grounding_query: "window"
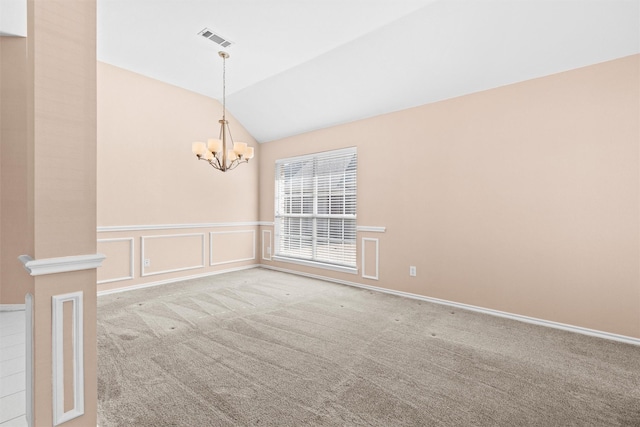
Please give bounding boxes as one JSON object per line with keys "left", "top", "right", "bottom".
{"left": 274, "top": 147, "right": 357, "bottom": 272}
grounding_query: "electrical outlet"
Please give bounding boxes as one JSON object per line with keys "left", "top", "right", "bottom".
{"left": 409, "top": 266, "right": 417, "bottom": 277}
{"left": 144, "top": 259, "right": 151, "bottom": 267}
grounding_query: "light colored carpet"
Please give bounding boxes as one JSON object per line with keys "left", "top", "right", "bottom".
{"left": 97, "top": 268, "right": 640, "bottom": 426}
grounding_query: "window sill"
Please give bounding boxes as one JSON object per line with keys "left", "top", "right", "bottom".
{"left": 272, "top": 256, "right": 358, "bottom": 275}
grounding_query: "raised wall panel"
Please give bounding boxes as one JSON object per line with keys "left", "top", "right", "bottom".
{"left": 262, "top": 230, "right": 272, "bottom": 261}
{"left": 97, "top": 238, "right": 134, "bottom": 284}
{"left": 361, "top": 238, "right": 379, "bottom": 280}
{"left": 51, "top": 291, "right": 84, "bottom": 426}
{"left": 210, "top": 230, "right": 256, "bottom": 266}
{"left": 141, "top": 233, "right": 205, "bottom": 277}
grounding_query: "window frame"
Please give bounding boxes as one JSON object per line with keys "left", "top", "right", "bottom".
{"left": 273, "top": 147, "right": 357, "bottom": 274}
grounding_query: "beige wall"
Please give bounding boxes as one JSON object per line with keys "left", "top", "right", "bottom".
{"left": 97, "top": 62, "right": 260, "bottom": 292}
{"left": 1, "top": 38, "right": 3, "bottom": 301}
{"left": 26, "top": 0, "right": 98, "bottom": 424}
{"left": 259, "top": 55, "right": 640, "bottom": 339}
{"left": 0, "top": 0, "right": 100, "bottom": 421}
{"left": 0, "top": 36, "right": 30, "bottom": 305}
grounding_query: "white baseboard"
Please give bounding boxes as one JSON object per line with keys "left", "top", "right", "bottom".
{"left": 97, "top": 264, "right": 260, "bottom": 296}
{"left": 0, "top": 304, "right": 26, "bottom": 312}
{"left": 259, "top": 264, "right": 640, "bottom": 347}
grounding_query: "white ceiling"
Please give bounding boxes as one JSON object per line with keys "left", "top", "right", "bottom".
{"left": 98, "top": 0, "right": 640, "bottom": 143}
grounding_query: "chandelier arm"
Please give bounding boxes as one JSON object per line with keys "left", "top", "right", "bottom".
{"left": 226, "top": 157, "right": 249, "bottom": 171}
{"left": 214, "top": 154, "right": 223, "bottom": 170}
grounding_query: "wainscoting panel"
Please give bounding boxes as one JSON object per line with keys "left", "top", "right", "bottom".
{"left": 262, "top": 230, "right": 272, "bottom": 261}
{"left": 97, "top": 238, "right": 134, "bottom": 284}
{"left": 141, "top": 234, "right": 205, "bottom": 277}
{"left": 210, "top": 230, "right": 256, "bottom": 266}
{"left": 51, "top": 291, "right": 84, "bottom": 426}
{"left": 362, "top": 238, "right": 379, "bottom": 280}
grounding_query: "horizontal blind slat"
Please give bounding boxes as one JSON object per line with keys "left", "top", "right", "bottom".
{"left": 275, "top": 148, "right": 357, "bottom": 267}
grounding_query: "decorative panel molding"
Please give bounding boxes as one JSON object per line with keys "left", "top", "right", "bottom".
{"left": 18, "top": 254, "right": 106, "bottom": 276}
{"left": 209, "top": 230, "right": 256, "bottom": 266}
{"left": 361, "top": 238, "right": 379, "bottom": 280}
{"left": 52, "top": 291, "right": 84, "bottom": 426}
{"left": 262, "top": 230, "right": 272, "bottom": 261}
{"left": 141, "top": 233, "right": 205, "bottom": 277}
{"left": 97, "top": 238, "right": 134, "bottom": 284}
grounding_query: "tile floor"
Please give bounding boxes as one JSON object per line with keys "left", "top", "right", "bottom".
{"left": 0, "top": 310, "right": 27, "bottom": 427}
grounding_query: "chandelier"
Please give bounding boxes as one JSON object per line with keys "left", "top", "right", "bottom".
{"left": 191, "top": 51, "right": 254, "bottom": 172}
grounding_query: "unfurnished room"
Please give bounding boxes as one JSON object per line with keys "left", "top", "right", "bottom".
{"left": 0, "top": 0, "right": 639, "bottom": 426}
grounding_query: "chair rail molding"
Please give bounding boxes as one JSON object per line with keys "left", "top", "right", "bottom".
{"left": 356, "top": 226, "right": 386, "bottom": 233}
{"left": 97, "top": 221, "right": 261, "bottom": 232}
{"left": 18, "top": 254, "right": 106, "bottom": 276}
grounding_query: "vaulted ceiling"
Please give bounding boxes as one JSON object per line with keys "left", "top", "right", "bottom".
{"left": 98, "top": 0, "right": 639, "bottom": 143}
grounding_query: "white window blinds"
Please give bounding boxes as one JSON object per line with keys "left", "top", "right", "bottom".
{"left": 275, "top": 147, "right": 357, "bottom": 269}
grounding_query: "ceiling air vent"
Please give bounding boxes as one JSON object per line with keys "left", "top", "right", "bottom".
{"left": 198, "top": 28, "right": 233, "bottom": 48}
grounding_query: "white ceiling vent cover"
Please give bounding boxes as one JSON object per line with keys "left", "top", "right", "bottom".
{"left": 198, "top": 28, "right": 233, "bottom": 48}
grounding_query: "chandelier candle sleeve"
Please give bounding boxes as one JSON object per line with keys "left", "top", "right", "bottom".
{"left": 190, "top": 51, "right": 253, "bottom": 172}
